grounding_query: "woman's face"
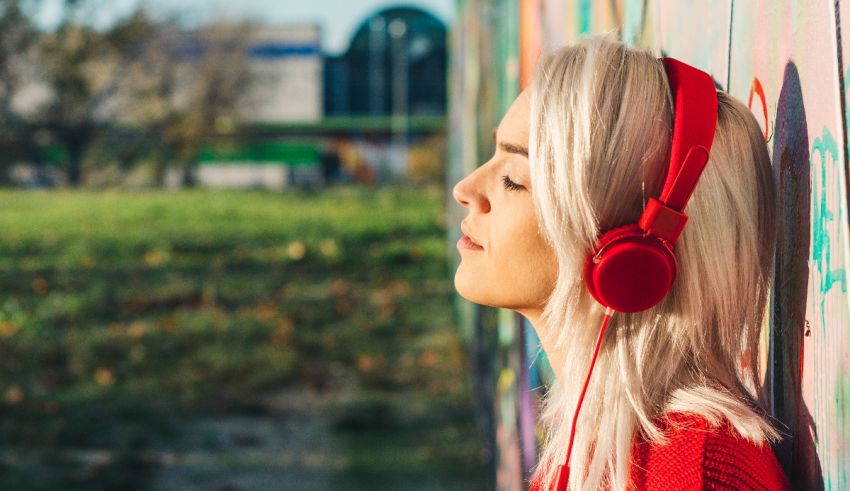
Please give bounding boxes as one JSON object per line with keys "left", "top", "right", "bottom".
{"left": 452, "top": 89, "right": 558, "bottom": 318}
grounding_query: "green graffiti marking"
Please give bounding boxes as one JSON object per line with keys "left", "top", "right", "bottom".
{"left": 578, "top": 0, "right": 591, "bottom": 34}
{"left": 811, "top": 124, "right": 850, "bottom": 490}
{"left": 810, "top": 126, "right": 848, "bottom": 328}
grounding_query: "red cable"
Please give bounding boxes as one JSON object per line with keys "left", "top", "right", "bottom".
{"left": 554, "top": 307, "right": 615, "bottom": 491}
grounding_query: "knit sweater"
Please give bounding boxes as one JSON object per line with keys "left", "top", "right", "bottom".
{"left": 529, "top": 412, "right": 790, "bottom": 490}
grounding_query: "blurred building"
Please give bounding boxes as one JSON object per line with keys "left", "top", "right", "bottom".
{"left": 166, "top": 24, "right": 322, "bottom": 123}
{"left": 240, "top": 25, "right": 322, "bottom": 123}
{"left": 318, "top": 6, "right": 447, "bottom": 185}
{"left": 166, "top": 24, "right": 325, "bottom": 190}
{"left": 173, "top": 9, "right": 447, "bottom": 189}
{"left": 324, "top": 6, "right": 447, "bottom": 116}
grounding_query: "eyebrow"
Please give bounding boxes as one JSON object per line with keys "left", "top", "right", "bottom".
{"left": 492, "top": 128, "right": 529, "bottom": 158}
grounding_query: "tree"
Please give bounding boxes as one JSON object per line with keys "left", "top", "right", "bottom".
{"left": 0, "top": 0, "right": 41, "bottom": 183}
{"left": 31, "top": 4, "right": 160, "bottom": 186}
{"left": 153, "top": 22, "right": 256, "bottom": 187}
{"left": 0, "top": 0, "right": 255, "bottom": 187}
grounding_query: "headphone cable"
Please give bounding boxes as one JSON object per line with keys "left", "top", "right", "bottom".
{"left": 554, "top": 306, "right": 615, "bottom": 491}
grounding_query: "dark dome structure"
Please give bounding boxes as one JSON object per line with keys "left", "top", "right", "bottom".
{"left": 324, "top": 6, "right": 447, "bottom": 116}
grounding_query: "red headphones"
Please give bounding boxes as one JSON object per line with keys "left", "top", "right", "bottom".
{"left": 553, "top": 57, "right": 718, "bottom": 491}
{"left": 583, "top": 56, "right": 719, "bottom": 314}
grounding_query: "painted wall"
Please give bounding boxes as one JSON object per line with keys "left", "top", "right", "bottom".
{"left": 449, "top": 1, "right": 850, "bottom": 489}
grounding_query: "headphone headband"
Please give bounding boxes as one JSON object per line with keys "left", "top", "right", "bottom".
{"left": 659, "top": 57, "right": 718, "bottom": 209}
{"left": 638, "top": 58, "right": 719, "bottom": 244}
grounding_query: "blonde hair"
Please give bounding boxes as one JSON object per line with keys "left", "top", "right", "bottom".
{"left": 528, "top": 33, "right": 781, "bottom": 489}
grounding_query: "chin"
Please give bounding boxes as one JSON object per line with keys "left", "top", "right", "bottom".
{"left": 453, "top": 265, "right": 488, "bottom": 305}
{"left": 454, "top": 268, "right": 546, "bottom": 316}
{"left": 454, "top": 267, "right": 507, "bottom": 309}
{"left": 453, "top": 266, "right": 474, "bottom": 300}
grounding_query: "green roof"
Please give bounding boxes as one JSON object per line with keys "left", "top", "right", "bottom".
{"left": 243, "top": 115, "right": 445, "bottom": 133}
{"left": 199, "top": 142, "right": 319, "bottom": 166}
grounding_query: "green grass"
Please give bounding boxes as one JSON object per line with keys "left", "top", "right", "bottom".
{"left": 0, "top": 184, "right": 486, "bottom": 490}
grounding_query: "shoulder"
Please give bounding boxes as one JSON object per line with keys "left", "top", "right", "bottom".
{"left": 630, "top": 412, "right": 790, "bottom": 490}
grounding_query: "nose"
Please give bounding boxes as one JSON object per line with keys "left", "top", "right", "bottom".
{"left": 452, "top": 168, "right": 491, "bottom": 213}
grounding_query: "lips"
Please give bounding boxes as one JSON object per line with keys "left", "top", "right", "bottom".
{"left": 458, "top": 235, "right": 484, "bottom": 250}
{"left": 460, "top": 221, "right": 484, "bottom": 248}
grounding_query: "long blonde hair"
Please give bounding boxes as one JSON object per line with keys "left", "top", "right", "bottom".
{"left": 528, "top": 32, "right": 781, "bottom": 489}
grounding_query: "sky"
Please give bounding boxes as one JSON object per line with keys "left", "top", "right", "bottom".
{"left": 33, "top": 0, "right": 456, "bottom": 55}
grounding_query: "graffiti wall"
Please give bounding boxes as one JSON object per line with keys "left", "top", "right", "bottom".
{"left": 446, "top": 1, "right": 523, "bottom": 489}
{"left": 449, "top": 0, "right": 850, "bottom": 489}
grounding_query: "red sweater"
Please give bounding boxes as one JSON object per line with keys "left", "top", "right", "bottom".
{"left": 529, "top": 412, "right": 790, "bottom": 490}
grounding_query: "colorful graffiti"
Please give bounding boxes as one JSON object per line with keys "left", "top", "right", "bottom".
{"left": 449, "top": 0, "right": 850, "bottom": 489}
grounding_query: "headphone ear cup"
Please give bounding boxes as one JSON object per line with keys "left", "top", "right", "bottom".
{"left": 584, "top": 224, "right": 677, "bottom": 313}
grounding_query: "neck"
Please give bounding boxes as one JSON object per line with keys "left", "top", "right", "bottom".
{"left": 518, "top": 306, "right": 567, "bottom": 382}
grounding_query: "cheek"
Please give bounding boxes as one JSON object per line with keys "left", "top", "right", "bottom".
{"left": 506, "top": 226, "right": 558, "bottom": 299}
{"left": 454, "top": 214, "right": 557, "bottom": 309}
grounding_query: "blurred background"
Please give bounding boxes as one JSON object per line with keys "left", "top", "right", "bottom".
{"left": 0, "top": 0, "right": 488, "bottom": 490}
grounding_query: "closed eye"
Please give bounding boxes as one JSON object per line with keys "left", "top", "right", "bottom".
{"left": 501, "top": 175, "right": 525, "bottom": 191}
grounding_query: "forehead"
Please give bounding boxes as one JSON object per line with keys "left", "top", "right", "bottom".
{"left": 496, "top": 89, "right": 531, "bottom": 144}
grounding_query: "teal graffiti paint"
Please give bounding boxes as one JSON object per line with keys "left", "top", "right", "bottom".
{"left": 578, "top": 0, "right": 591, "bottom": 34}
{"left": 810, "top": 126, "right": 848, "bottom": 329}
{"left": 810, "top": 125, "right": 849, "bottom": 491}
{"left": 621, "top": 0, "right": 645, "bottom": 45}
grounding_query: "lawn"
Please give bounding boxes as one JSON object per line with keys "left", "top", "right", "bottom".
{"left": 0, "top": 184, "right": 488, "bottom": 490}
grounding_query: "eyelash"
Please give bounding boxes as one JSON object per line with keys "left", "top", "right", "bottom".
{"left": 501, "top": 175, "right": 525, "bottom": 191}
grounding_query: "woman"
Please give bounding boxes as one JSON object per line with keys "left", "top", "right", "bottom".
{"left": 452, "top": 33, "right": 790, "bottom": 490}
